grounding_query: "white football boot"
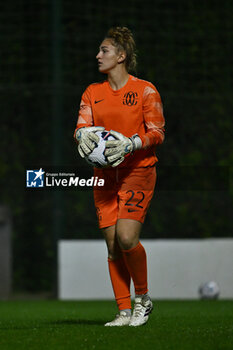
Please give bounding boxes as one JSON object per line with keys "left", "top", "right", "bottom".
{"left": 104, "top": 310, "right": 131, "bottom": 327}
{"left": 129, "top": 294, "right": 153, "bottom": 327}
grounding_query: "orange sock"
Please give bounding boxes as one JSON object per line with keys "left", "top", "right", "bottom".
{"left": 108, "top": 257, "right": 131, "bottom": 310}
{"left": 122, "top": 242, "right": 148, "bottom": 295}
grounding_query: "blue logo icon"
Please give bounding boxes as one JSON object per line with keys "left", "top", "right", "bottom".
{"left": 26, "top": 168, "right": 45, "bottom": 187}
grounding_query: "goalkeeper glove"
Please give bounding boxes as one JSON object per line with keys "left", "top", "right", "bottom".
{"left": 105, "top": 130, "right": 142, "bottom": 167}
{"left": 75, "top": 126, "right": 105, "bottom": 158}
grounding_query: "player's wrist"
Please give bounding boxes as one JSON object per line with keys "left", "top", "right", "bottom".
{"left": 130, "top": 134, "right": 142, "bottom": 151}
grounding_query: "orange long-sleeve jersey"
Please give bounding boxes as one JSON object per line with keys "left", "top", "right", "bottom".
{"left": 74, "top": 75, "right": 165, "bottom": 168}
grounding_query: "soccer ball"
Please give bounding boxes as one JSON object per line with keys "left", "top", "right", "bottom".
{"left": 198, "top": 281, "right": 220, "bottom": 299}
{"left": 85, "top": 130, "right": 116, "bottom": 168}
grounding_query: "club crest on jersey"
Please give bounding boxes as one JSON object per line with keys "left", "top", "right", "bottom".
{"left": 123, "top": 91, "right": 138, "bottom": 106}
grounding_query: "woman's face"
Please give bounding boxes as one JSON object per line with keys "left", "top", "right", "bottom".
{"left": 96, "top": 39, "right": 123, "bottom": 73}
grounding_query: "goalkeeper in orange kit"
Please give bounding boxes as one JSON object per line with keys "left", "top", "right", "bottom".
{"left": 74, "top": 26, "right": 165, "bottom": 326}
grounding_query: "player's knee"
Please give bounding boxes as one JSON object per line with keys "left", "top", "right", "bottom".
{"left": 117, "top": 233, "right": 135, "bottom": 250}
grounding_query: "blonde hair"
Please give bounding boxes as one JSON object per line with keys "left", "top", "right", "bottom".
{"left": 106, "top": 26, "right": 137, "bottom": 73}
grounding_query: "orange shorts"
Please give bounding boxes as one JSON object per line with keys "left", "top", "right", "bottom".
{"left": 93, "top": 166, "right": 156, "bottom": 228}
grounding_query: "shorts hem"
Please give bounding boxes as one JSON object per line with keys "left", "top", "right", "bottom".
{"left": 98, "top": 220, "right": 117, "bottom": 229}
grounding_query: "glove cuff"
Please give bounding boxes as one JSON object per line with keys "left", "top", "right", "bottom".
{"left": 75, "top": 127, "right": 85, "bottom": 142}
{"left": 130, "top": 134, "right": 142, "bottom": 151}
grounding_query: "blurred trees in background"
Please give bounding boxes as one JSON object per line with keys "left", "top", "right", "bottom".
{"left": 0, "top": 0, "right": 232, "bottom": 292}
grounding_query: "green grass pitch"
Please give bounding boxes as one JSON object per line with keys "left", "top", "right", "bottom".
{"left": 0, "top": 300, "right": 232, "bottom": 350}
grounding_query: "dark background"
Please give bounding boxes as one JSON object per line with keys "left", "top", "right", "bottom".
{"left": 0, "top": 0, "right": 232, "bottom": 294}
